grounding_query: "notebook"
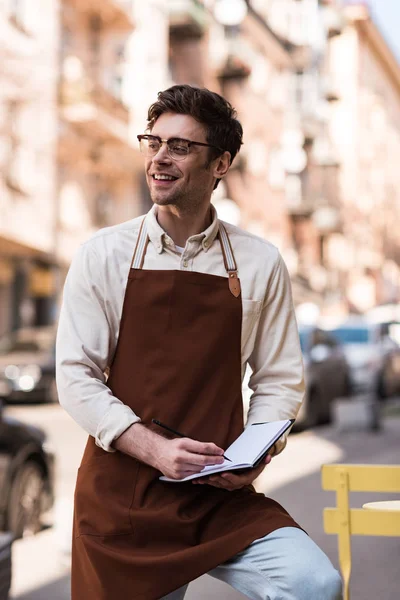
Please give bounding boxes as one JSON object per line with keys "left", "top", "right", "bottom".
{"left": 159, "top": 419, "right": 294, "bottom": 483}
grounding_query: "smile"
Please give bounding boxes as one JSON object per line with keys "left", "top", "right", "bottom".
{"left": 152, "top": 174, "right": 178, "bottom": 181}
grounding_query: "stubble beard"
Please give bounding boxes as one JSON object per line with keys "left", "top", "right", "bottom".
{"left": 150, "top": 187, "right": 204, "bottom": 217}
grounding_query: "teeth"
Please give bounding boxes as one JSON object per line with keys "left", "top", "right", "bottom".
{"left": 154, "top": 174, "right": 176, "bottom": 181}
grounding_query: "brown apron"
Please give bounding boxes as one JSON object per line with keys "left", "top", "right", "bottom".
{"left": 72, "top": 218, "right": 301, "bottom": 599}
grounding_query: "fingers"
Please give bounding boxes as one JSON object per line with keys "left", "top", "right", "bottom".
{"left": 160, "top": 438, "right": 226, "bottom": 479}
{"left": 179, "top": 438, "right": 225, "bottom": 458}
{"left": 192, "top": 455, "right": 273, "bottom": 490}
{"left": 173, "top": 439, "right": 225, "bottom": 467}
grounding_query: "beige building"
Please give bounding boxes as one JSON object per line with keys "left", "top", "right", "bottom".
{"left": 257, "top": 0, "right": 347, "bottom": 308}
{"left": 58, "top": 0, "right": 141, "bottom": 265}
{"left": 0, "top": 0, "right": 170, "bottom": 334}
{"left": 0, "top": 0, "right": 59, "bottom": 335}
{"left": 1, "top": 0, "right": 400, "bottom": 337}
{"left": 327, "top": 3, "right": 400, "bottom": 311}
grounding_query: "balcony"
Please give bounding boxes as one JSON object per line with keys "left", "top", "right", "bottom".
{"left": 64, "top": 0, "right": 134, "bottom": 31}
{"left": 0, "top": 12, "right": 36, "bottom": 79}
{"left": 60, "top": 77, "right": 131, "bottom": 146}
{"left": 218, "top": 54, "right": 251, "bottom": 81}
{"left": 216, "top": 36, "right": 253, "bottom": 81}
{"left": 321, "top": 5, "right": 345, "bottom": 38}
{"left": 169, "top": 0, "right": 208, "bottom": 39}
{"left": 322, "top": 77, "right": 340, "bottom": 102}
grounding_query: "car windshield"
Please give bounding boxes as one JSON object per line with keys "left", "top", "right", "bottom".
{"left": 298, "top": 331, "right": 309, "bottom": 352}
{"left": 329, "top": 327, "right": 370, "bottom": 345}
{"left": 0, "top": 329, "right": 54, "bottom": 355}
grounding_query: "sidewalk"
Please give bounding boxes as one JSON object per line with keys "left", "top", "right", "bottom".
{"left": 10, "top": 414, "right": 400, "bottom": 600}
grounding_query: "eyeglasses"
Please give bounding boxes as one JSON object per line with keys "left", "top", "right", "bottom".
{"left": 137, "top": 134, "right": 224, "bottom": 161}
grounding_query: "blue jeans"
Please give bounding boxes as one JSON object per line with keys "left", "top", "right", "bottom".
{"left": 162, "top": 527, "right": 342, "bottom": 600}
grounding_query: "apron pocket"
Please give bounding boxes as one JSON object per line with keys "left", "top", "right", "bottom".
{"left": 74, "top": 452, "right": 140, "bottom": 537}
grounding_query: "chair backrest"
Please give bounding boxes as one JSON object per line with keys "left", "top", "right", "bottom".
{"left": 322, "top": 464, "right": 400, "bottom": 536}
{"left": 322, "top": 464, "right": 400, "bottom": 493}
{"left": 321, "top": 463, "right": 400, "bottom": 600}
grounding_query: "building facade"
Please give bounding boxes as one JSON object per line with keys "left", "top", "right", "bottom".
{"left": 0, "top": 0, "right": 59, "bottom": 335}
{"left": 1, "top": 0, "right": 400, "bottom": 338}
{"left": 58, "top": 0, "right": 141, "bottom": 266}
{"left": 0, "top": 0, "right": 170, "bottom": 335}
{"left": 328, "top": 3, "right": 400, "bottom": 311}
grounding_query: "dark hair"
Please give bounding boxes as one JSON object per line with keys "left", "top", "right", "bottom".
{"left": 147, "top": 84, "right": 243, "bottom": 189}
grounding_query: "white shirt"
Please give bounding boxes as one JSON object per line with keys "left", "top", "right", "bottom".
{"left": 56, "top": 206, "right": 305, "bottom": 455}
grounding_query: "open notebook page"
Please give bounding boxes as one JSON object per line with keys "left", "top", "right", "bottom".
{"left": 202, "top": 420, "right": 291, "bottom": 472}
{"left": 160, "top": 420, "right": 292, "bottom": 482}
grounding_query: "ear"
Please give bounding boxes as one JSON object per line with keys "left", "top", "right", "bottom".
{"left": 212, "top": 151, "right": 231, "bottom": 181}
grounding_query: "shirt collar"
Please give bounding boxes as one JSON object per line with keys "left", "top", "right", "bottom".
{"left": 145, "top": 204, "right": 219, "bottom": 254}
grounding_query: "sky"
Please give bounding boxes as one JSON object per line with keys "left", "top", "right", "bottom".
{"left": 366, "top": 0, "right": 400, "bottom": 62}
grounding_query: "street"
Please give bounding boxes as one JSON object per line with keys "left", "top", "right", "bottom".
{"left": 5, "top": 401, "right": 400, "bottom": 600}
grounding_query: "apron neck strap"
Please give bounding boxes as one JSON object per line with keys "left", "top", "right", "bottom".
{"left": 129, "top": 217, "right": 241, "bottom": 298}
{"left": 130, "top": 218, "right": 149, "bottom": 270}
{"left": 218, "top": 223, "right": 241, "bottom": 298}
{"left": 218, "top": 223, "right": 237, "bottom": 272}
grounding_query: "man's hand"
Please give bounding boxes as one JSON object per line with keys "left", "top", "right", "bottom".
{"left": 191, "top": 454, "right": 272, "bottom": 491}
{"left": 154, "top": 437, "right": 226, "bottom": 480}
{"left": 113, "top": 423, "right": 225, "bottom": 480}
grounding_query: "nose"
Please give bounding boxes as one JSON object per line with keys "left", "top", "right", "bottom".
{"left": 152, "top": 142, "right": 172, "bottom": 165}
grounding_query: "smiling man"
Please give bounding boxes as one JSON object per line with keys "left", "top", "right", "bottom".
{"left": 56, "top": 85, "right": 342, "bottom": 600}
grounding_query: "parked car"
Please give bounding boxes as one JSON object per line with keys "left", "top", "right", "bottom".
{"left": 0, "top": 401, "right": 55, "bottom": 539}
{"left": 327, "top": 317, "right": 400, "bottom": 400}
{"left": 0, "top": 532, "right": 12, "bottom": 600}
{"left": 296, "top": 325, "right": 351, "bottom": 428}
{"left": 0, "top": 327, "right": 57, "bottom": 404}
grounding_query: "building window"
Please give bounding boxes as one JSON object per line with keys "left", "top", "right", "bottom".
{"left": 8, "top": 100, "right": 19, "bottom": 138}
{"left": 89, "top": 15, "right": 102, "bottom": 78}
{"left": 61, "top": 25, "right": 74, "bottom": 58}
{"left": 9, "top": 0, "right": 26, "bottom": 31}
{"left": 4, "top": 101, "right": 33, "bottom": 196}
{"left": 5, "top": 101, "right": 20, "bottom": 191}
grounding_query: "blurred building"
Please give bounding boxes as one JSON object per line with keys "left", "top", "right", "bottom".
{"left": 1, "top": 0, "right": 400, "bottom": 337}
{"left": 0, "top": 0, "right": 59, "bottom": 335}
{"left": 0, "top": 0, "right": 169, "bottom": 334}
{"left": 242, "top": 0, "right": 347, "bottom": 308}
{"left": 58, "top": 0, "right": 142, "bottom": 264}
{"left": 328, "top": 2, "right": 400, "bottom": 312}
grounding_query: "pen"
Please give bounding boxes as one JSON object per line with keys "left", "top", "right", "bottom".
{"left": 152, "top": 419, "right": 232, "bottom": 462}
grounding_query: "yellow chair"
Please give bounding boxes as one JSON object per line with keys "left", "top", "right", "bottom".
{"left": 321, "top": 464, "right": 400, "bottom": 600}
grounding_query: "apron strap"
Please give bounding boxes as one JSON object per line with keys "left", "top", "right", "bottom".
{"left": 130, "top": 218, "right": 149, "bottom": 270}
{"left": 130, "top": 217, "right": 241, "bottom": 298}
{"left": 218, "top": 223, "right": 241, "bottom": 298}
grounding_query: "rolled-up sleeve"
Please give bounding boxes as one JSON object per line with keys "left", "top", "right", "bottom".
{"left": 56, "top": 242, "right": 141, "bottom": 452}
{"left": 245, "top": 252, "right": 305, "bottom": 455}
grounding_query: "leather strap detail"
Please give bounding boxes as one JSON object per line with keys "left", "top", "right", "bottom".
{"left": 218, "top": 223, "right": 240, "bottom": 297}
{"left": 228, "top": 271, "right": 241, "bottom": 298}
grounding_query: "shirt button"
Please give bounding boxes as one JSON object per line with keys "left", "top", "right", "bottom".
{"left": 183, "top": 260, "right": 188, "bottom": 268}
{"left": 204, "top": 241, "right": 209, "bottom": 248}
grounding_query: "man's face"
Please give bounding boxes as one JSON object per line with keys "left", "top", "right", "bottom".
{"left": 145, "top": 112, "right": 217, "bottom": 212}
